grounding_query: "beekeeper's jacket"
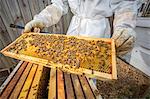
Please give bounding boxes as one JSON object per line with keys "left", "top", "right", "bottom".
{"left": 34, "top": 0, "right": 141, "bottom": 38}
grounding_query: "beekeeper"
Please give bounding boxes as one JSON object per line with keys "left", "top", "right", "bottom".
{"left": 24, "top": 0, "right": 141, "bottom": 56}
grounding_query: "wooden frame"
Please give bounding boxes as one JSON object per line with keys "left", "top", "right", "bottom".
{"left": 1, "top": 33, "right": 117, "bottom": 80}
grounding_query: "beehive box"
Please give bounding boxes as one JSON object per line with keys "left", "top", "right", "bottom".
{"left": 1, "top": 33, "right": 117, "bottom": 80}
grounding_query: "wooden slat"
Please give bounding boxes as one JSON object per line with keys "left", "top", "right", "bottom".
{"left": 27, "top": 65, "right": 44, "bottom": 99}
{"left": 71, "top": 74, "right": 85, "bottom": 99}
{"left": 48, "top": 69, "right": 57, "bottom": 99}
{"left": 5, "top": 0, "right": 24, "bottom": 36}
{"left": 0, "top": 15, "right": 16, "bottom": 67}
{"left": 9, "top": 62, "right": 32, "bottom": 99}
{"left": 62, "top": 9, "right": 73, "bottom": 33}
{"left": 0, "top": 40, "right": 10, "bottom": 68}
{"left": 0, "top": 39, "right": 15, "bottom": 68}
{"left": 57, "top": 22, "right": 64, "bottom": 34}
{"left": 0, "top": 0, "right": 17, "bottom": 41}
{"left": 0, "top": 16, "right": 12, "bottom": 46}
{"left": 18, "top": 64, "right": 38, "bottom": 99}
{"left": 86, "top": 78, "right": 102, "bottom": 99}
{"left": 0, "top": 62, "right": 28, "bottom": 99}
{"left": 111, "top": 39, "right": 117, "bottom": 79}
{"left": 57, "top": 69, "right": 65, "bottom": 99}
{"left": 38, "top": 0, "right": 45, "bottom": 11}
{"left": 0, "top": 58, "right": 5, "bottom": 69}
{"left": 78, "top": 76, "right": 95, "bottom": 99}
{"left": 0, "top": 55, "right": 9, "bottom": 69}
{"left": 17, "top": 0, "right": 32, "bottom": 24}
{"left": 64, "top": 73, "right": 75, "bottom": 99}
{"left": 28, "top": 0, "right": 40, "bottom": 17}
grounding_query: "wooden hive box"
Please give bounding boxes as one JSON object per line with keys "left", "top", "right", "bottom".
{"left": 1, "top": 33, "right": 117, "bottom": 80}
{"left": 0, "top": 62, "right": 102, "bottom": 99}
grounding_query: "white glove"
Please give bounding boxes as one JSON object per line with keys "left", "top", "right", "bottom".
{"left": 24, "top": 20, "right": 45, "bottom": 33}
{"left": 112, "top": 27, "right": 136, "bottom": 56}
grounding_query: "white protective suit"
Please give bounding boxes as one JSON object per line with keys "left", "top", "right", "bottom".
{"left": 25, "top": 0, "right": 141, "bottom": 55}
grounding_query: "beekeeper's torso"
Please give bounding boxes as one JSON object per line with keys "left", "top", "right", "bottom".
{"left": 67, "top": 0, "right": 113, "bottom": 38}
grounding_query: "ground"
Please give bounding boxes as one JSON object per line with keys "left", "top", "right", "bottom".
{"left": 97, "top": 58, "right": 150, "bottom": 98}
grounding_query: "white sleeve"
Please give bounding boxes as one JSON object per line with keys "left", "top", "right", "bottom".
{"left": 33, "top": 0, "right": 68, "bottom": 27}
{"left": 111, "top": 0, "right": 142, "bottom": 29}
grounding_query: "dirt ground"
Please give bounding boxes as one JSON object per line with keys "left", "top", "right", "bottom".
{"left": 97, "top": 58, "right": 150, "bottom": 98}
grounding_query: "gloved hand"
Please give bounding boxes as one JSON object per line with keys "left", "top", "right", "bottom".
{"left": 112, "top": 27, "right": 136, "bottom": 56}
{"left": 24, "top": 20, "right": 45, "bottom": 33}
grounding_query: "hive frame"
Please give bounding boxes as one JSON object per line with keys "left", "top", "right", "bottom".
{"left": 1, "top": 33, "right": 117, "bottom": 80}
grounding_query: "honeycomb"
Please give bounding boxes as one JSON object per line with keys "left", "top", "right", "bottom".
{"left": 8, "top": 34, "right": 112, "bottom": 74}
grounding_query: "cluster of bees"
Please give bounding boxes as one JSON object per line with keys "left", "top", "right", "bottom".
{"left": 8, "top": 39, "right": 27, "bottom": 53}
{"left": 8, "top": 34, "right": 112, "bottom": 74}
